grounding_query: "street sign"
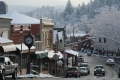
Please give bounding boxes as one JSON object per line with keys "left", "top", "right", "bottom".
{"left": 53, "top": 54, "right": 59, "bottom": 60}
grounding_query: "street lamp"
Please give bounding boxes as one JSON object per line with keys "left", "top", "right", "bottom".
{"left": 73, "top": 26, "right": 79, "bottom": 43}
{"left": 20, "top": 25, "right": 23, "bottom": 75}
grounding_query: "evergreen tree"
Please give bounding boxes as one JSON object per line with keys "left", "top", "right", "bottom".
{"left": 76, "top": 4, "right": 81, "bottom": 18}
{"left": 64, "top": 0, "right": 74, "bottom": 17}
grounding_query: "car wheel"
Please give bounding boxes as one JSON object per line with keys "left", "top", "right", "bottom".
{"left": 79, "top": 74, "right": 81, "bottom": 78}
{"left": 75, "top": 74, "right": 77, "bottom": 78}
{"left": 66, "top": 75, "right": 68, "bottom": 78}
{"left": 12, "top": 69, "right": 17, "bottom": 79}
{"left": 118, "top": 74, "right": 120, "bottom": 78}
{"left": 88, "top": 71, "right": 90, "bottom": 74}
{"left": 103, "top": 73, "right": 105, "bottom": 76}
{"left": 0, "top": 70, "right": 5, "bottom": 80}
{"left": 94, "top": 73, "right": 96, "bottom": 76}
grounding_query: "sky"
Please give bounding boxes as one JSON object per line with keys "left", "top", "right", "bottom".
{"left": 1, "top": 0, "right": 90, "bottom": 7}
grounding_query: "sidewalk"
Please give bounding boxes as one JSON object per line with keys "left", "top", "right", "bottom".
{"left": 17, "top": 69, "right": 27, "bottom": 75}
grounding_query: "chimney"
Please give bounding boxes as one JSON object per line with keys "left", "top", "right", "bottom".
{"left": 0, "top": 1, "right": 8, "bottom": 14}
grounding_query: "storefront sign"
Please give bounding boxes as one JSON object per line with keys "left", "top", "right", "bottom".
{"left": 0, "top": 19, "right": 11, "bottom": 28}
{"left": 58, "top": 43, "right": 64, "bottom": 51}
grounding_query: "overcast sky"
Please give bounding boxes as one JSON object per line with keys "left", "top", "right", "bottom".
{"left": 2, "top": 0, "right": 90, "bottom": 7}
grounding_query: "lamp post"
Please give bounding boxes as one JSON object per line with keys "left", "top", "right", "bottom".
{"left": 20, "top": 25, "right": 23, "bottom": 75}
{"left": 73, "top": 26, "right": 79, "bottom": 43}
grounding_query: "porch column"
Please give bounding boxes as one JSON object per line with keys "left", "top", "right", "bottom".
{"left": 39, "top": 59, "right": 42, "bottom": 73}
{"left": 48, "top": 61, "right": 52, "bottom": 74}
{"left": 75, "top": 56, "right": 77, "bottom": 66}
{"left": 72, "top": 56, "right": 73, "bottom": 66}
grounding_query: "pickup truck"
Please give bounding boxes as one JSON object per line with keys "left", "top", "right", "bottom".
{"left": 0, "top": 56, "right": 18, "bottom": 80}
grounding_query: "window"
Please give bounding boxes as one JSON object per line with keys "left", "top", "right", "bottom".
{"left": 42, "top": 60, "right": 48, "bottom": 71}
{"left": 35, "top": 41, "right": 41, "bottom": 51}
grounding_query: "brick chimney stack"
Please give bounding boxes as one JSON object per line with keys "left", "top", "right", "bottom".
{"left": 0, "top": 1, "right": 8, "bottom": 14}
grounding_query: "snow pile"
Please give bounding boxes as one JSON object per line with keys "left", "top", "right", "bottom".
{"left": 6, "top": 73, "right": 54, "bottom": 78}
{"left": 39, "top": 73, "right": 53, "bottom": 78}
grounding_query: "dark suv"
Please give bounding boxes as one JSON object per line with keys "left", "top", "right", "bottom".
{"left": 94, "top": 65, "right": 105, "bottom": 76}
{"left": 66, "top": 67, "right": 81, "bottom": 78}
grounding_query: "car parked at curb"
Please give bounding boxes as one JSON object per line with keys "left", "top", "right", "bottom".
{"left": 79, "top": 67, "right": 88, "bottom": 76}
{"left": 0, "top": 56, "right": 18, "bottom": 80}
{"left": 66, "top": 67, "right": 81, "bottom": 78}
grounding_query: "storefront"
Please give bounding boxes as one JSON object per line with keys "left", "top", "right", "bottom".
{"left": 31, "top": 49, "right": 63, "bottom": 74}
{"left": 0, "top": 37, "right": 17, "bottom": 62}
{"left": 15, "top": 43, "right": 36, "bottom": 69}
{"left": 64, "top": 50, "right": 78, "bottom": 66}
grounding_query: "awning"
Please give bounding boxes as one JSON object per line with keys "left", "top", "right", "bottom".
{"left": 0, "top": 44, "right": 16, "bottom": 52}
{"left": 47, "top": 50, "right": 63, "bottom": 59}
{"left": 15, "top": 43, "right": 36, "bottom": 53}
{"left": 65, "top": 50, "right": 78, "bottom": 57}
{"left": 35, "top": 51, "right": 48, "bottom": 59}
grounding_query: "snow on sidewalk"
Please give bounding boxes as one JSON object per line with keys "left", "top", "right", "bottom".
{"left": 6, "top": 73, "right": 57, "bottom": 78}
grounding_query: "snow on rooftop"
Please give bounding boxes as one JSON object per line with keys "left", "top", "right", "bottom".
{"left": 0, "top": 11, "right": 40, "bottom": 24}
{"left": 67, "top": 33, "right": 87, "bottom": 37}
{"left": 65, "top": 50, "right": 78, "bottom": 56}
{"left": 0, "top": 37, "right": 13, "bottom": 43}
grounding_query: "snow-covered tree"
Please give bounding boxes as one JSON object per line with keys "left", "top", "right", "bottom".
{"left": 64, "top": 0, "right": 74, "bottom": 18}
{"left": 89, "top": 5, "right": 120, "bottom": 53}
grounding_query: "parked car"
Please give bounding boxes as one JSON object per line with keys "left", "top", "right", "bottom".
{"left": 92, "top": 51, "right": 100, "bottom": 57}
{"left": 78, "top": 62, "right": 90, "bottom": 74}
{"left": 78, "top": 57, "right": 84, "bottom": 62}
{"left": 87, "top": 52, "right": 91, "bottom": 56}
{"left": 66, "top": 67, "right": 81, "bottom": 78}
{"left": 94, "top": 65, "right": 105, "bottom": 76}
{"left": 79, "top": 67, "right": 88, "bottom": 76}
{"left": 102, "top": 55, "right": 107, "bottom": 58}
{"left": 106, "top": 59, "right": 115, "bottom": 66}
{"left": 0, "top": 56, "right": 18, "bottom": 80}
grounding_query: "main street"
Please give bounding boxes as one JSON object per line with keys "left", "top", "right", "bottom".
{"left": 6, "top": 53, "right": 119, "bottom": 80}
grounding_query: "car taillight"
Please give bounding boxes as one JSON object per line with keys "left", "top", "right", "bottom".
{"left": 75, "top": 71, "right": 77, "bottom": 73}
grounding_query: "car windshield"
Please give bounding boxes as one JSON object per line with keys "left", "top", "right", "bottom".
{"left": 78, "top": 58, "right": 83, "bottom": 59}
{"left": 108, "top": 59, "right": 114, "bottom": 62}
{"left": 80, "top": 68, "right": 85, "bottom": 70}
{"left": 0, "top": 58, "right": 4, "bottom": 63}
{"left": 68, "top": 68, "right": 76, "bottom": 71}
{"left": 95, "top": 66, "right": 103, "bottom": 68}
{"left": 80, "top": 64, "right": 88, "bottom": 67}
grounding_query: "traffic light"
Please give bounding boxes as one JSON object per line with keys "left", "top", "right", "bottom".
{"left": 99, "top": 38, "right": 101, "bottom": 43}
{"left": 104, "top": 38, "right": 106, "bottom": 43}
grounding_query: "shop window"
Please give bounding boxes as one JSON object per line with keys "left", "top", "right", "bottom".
{"left": 42, "top": 60, "right": 48, "bottom": 71}
{"left": 35, "top": 41, "right": 41, "bottom": 51}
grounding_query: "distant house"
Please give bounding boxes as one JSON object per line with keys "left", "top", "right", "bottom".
{"left": 67, "top": 33, "right": 90, "bottom": 51}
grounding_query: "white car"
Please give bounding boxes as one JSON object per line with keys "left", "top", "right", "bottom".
{"left": 106, "top": 59, "right": 115, "bottom": 66}
{"left": 102, "top": 55, "right": 107, "bottom": 58}
{"left": 79, "top": 67, "right": 88, "bottom": 76}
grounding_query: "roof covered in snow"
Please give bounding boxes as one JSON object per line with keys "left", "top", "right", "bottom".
{"left": 67, "top": 33, "right": 87, "bottom": 37}
{"left": 0, "top": 37, "right": 13, "bottom": 43}
{"left": 0, "top": 11, "right": 40, "bottom": 25}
